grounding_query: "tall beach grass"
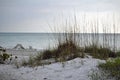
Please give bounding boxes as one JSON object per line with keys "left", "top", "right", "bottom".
{"left": 24, "top": 12, "right": 120, "bottom": 67}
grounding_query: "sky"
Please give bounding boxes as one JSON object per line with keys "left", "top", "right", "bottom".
{"left": 0, "top": 0, "right": 120, "bottom": 33}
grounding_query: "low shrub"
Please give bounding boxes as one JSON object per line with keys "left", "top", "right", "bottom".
{"left": 2, "top": 53, "right": 10, "bottom": 61}
{"left": 0, "top": 52, "right": 10, "bottom": 64}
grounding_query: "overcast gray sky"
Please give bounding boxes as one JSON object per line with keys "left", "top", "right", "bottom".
{"left": 0, "top": 0, "right": 120, "bottom": 32}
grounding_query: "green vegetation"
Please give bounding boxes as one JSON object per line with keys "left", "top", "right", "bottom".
{"left": 37, "top": 41, "right": 84, "bottom": 61}
{"left": 116, "top": 51, "right": 120, "bottom": 57}
{"left": 84, "top": 45, "right": 116, "bottom": 59}
{"left": 0, "top": 49, "right": 10, "bottom": 64}
{"left": 2, "top": 53, "right": 10, "bottom": 61}
{"left": 89, "top": 58, "right": 120, "bottom": 80}
{"left": 98, "top": 58, "right": 120, "bottom": 80}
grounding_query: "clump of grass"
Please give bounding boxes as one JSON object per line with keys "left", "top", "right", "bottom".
{"left": 35, "top": 40, "right": 84, "bottom": 62}
{"left": 116, "top": 51, "right": 120, "bottom": 57}
{"left": 21, "top": 55, "right": 41, "bottom": 67}
{"left": 40, "top": 49, "right": 55, "bottom": 59}
{"left": 84, "top": 45, "right": 116, "bottom": 59}
{"left": 22, "top": 13, "right": 120, "bottom": 67}
{"left": 98, "top": 58, "right": 120, "bottom": 80}
{"left": 56, "top": 40, "right": 84, "bottom": 60}
{"left": 34, "top": 18, "right": 85, "bottom": 62}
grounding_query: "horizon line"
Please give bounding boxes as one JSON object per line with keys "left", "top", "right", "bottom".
{"left": 0, "top": 32, "right": 120, "bottom": 34}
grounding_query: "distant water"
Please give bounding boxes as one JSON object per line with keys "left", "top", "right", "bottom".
{"left": 0, "top": 33, "right": 120, "bottom": 50}
{"left": 0, "top": 33, "right": 57, "bottom": 49}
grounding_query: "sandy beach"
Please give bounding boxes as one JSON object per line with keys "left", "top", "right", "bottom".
{"left": 0, "top": 45, "right": 106, "bottom": 80}
{"left": 0, "top": 57, "right": 105, "bottom": 80}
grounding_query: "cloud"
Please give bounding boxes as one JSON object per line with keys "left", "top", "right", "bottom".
{"left": 0, "top": 0, "right": 120, "bottom": 32}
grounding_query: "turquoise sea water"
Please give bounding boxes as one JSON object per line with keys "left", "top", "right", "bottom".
{"left": 0, "top": 33, "right": 120, "bottom": 50}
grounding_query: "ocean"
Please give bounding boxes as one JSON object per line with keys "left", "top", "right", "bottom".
{"left": 0, "top": 33, "right": 57, "bottom": 49}
{"left": 0, "top": 33, "right": 120, "bottom": 50}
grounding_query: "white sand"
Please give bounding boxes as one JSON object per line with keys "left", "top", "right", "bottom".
{"left": 0, "top": 56, "right": 105, "bottom": 80}
{"left": 0, "top": 48, "right": 106, "bottom": 80}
